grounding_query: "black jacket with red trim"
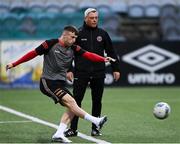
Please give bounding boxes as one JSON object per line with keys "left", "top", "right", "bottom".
{"left": 72, "top": 22, "right": 120, "bottom": 78}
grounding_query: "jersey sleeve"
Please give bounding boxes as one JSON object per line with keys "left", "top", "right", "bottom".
{"left": 35, "top": 39, "right": 58, "bottom": 55}
{"left": 72, "top": 45, "right": 105, "bottom": 62}
{"left": 12, "top": 50, "right": 38, "bottom": 67}
{"left": 72, "top": 45, "right": 86, "bottom": 56}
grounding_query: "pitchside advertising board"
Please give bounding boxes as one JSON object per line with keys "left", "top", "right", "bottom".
{"left": 107, "top": 41, "right": 180, "bottom": 86}
{"left": 0, "top": 40, "right": 43, "bottom": 88}
{"left": 0, "top": 40, "right": 180, "bottom": 88}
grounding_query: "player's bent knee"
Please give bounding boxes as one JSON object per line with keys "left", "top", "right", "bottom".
{"left": 61, "top": 94, "right": 76, "bottom": 107}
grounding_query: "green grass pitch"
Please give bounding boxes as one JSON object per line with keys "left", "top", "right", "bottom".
{"left": 0, "top": 87, "right": 180, "bottom": 143}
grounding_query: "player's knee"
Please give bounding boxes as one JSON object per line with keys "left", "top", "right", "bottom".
{"left": 69, "top": 97, "right": 76, "bottom": 105}
{"left": 64, "top": 96, "right": 76, "bottom": 108}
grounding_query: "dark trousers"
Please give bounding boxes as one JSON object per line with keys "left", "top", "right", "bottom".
{"left": 70, "top": 77, "right": 104, "bottom": 130}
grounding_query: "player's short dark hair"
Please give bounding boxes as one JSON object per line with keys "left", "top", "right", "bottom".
{"left": 64, "top": 25, "right": 79, "bottom": 35}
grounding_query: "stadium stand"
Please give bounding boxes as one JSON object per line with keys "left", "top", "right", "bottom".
{"left": 9, "top": 0, "right": 27, "bottom": 13}
{"left": 18, "top": 17, "right": 36, "bottom": 38}
{"left": 45, "top": 1, "right": 61, "bottom": 14}
{"left": 160, "top": 4, "right": 177, "bottom": 18}
{"left": 144, "top": 4, "right": 160, "bottom": 18}
{"left": 1, "top": 13, "right": 20, "bottom": 38}
{"left": 0, "top": 0, "right": 180, "bottom": 41}
{"left": 111, "top": 0, "right": 128, "bottom": 15}
{"left": 96, "top": 5, "right": 113, "bottom": 14}
{"left": 0, "top": 1, "right": 10, "bottom": 14}
{"left": 28, "top": 1, "right": 45, "bottom": 14}
{"left": 78, "top": 0, "right": 95, "bottom": 12}
{"left": 163, "top": 26, "right": 180, "bottom": 40}
{"left": 60, "top": 4, "right": 78, "bottom": 14}
{"left": 128, "top": 4, "right": 145, "bottom": 18}
{"left": 102, "top": 13, "right": 125, "bottom": 41}
{"left": 160, "top": 17, "right": 177, "bottom": 31}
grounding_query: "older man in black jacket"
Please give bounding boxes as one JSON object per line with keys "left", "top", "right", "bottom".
{"left": 65, "top": 8, "right": 120, "bottom": 137}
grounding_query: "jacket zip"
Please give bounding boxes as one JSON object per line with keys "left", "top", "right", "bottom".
{"left": 90, "top": 30, "right": 94, "bottom": 77}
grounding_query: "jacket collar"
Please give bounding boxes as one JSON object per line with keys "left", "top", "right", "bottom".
{"left": 83, "top": 22, "right": 97, "bottom": 30}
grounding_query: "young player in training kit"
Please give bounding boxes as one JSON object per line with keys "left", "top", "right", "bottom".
{"left": 6, "top": 25, "right": 115, "bottom": 143}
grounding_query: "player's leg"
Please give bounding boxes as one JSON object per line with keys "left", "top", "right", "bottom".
{"left": 62, "top": 93, "right": 106, "bottom": 125}
{"left": 54, "top": 94, "right": 107, "bottom": 140}
{"left": 90, "top": 77, "right": 105, "bottom": 136}
{"left": 40, "top": 78, "right": 107, "bottom": 142}
{"left": 52, "top": 110, "right": 74, "bottom": 143}
{"left": 65, "top": 77, "right": 89, "bottom": 137}
{"left": 40, "top": 79, "right": 73, "bottom": 143}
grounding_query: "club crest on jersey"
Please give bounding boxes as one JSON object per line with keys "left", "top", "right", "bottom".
{"left": 97, "top": 36, "right": 102, "bottom": 42}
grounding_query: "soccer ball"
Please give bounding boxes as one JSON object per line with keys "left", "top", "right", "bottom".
{"left": 153, "top": 102, "right": 171, "bottom": 120}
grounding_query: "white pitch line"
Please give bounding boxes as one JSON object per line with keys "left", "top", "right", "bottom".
{"left": 0, "top": 120, "right": 32, "bottom": 124}
{"left": 78, "top": 132, "right": 111, "bottom": 144}
{"left": 0, "top": 105, "right": 111, "bottom": 144}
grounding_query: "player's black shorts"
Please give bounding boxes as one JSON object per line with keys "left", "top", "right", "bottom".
{"left": 40, "top": 78, "right": 73, "bottom": 105}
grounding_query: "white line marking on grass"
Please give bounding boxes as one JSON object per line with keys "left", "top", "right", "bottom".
{"left": 78, "top": 132, "right": 111, "bottom": 144}
{"left": 0, "top": 120, "right": 32, "bottom": 124}
{"left": 0, "top": 105, "right": 58, "bottom": 129}
{"left": 0, "top": 105, "right": 111, "bottom": 144}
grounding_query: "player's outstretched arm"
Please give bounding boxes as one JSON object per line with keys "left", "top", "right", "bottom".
{"left": 6, "top": 49, "right": 38, "bottom": 71}
{"left": 82, "top": 51, "right": 116, "bottom": 62}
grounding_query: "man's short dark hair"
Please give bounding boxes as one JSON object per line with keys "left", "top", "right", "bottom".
{"left": 64, "top": 25, "right": 79, "bottom": 35}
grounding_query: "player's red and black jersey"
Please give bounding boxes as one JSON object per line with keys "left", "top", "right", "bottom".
{"left": 10, "top": 38, "right": 106, "bottom": 104}
{"left": 11, "top": 38, "right": 105, "bottom": 81}
{"left": 35, "top": 39, "right": 86, "bottom": 81}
